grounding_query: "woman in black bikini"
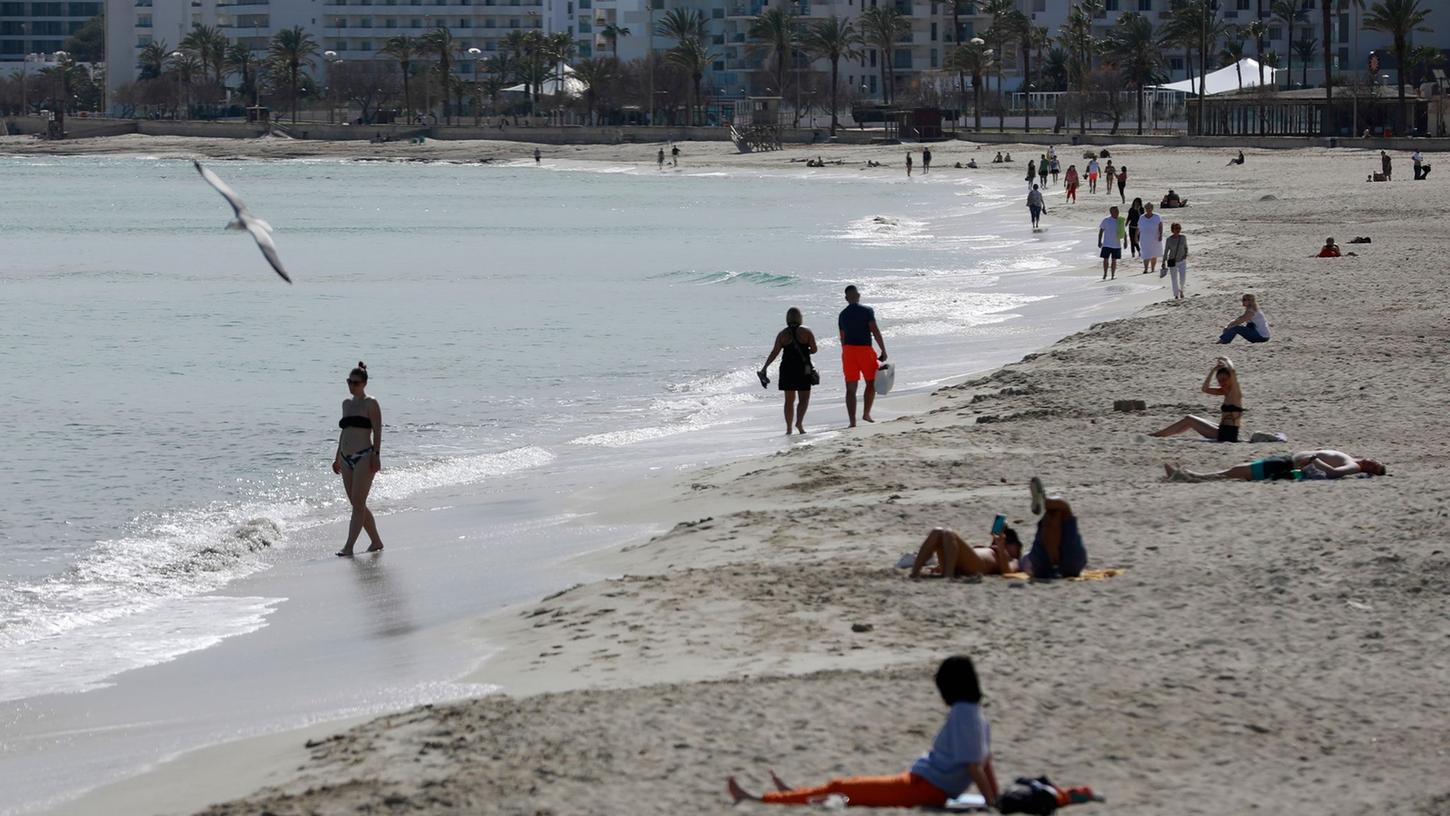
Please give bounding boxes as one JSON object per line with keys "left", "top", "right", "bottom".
{"left": 333, "top": 362, "right": 384, "bottom": 556}
{"left": 1149, "top": 357, "right": 1245, "bottom": 442}
{"left": 758, "top": 307, "right": 819, "bottom": 435}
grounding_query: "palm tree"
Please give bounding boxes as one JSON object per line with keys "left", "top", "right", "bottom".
{"left": 654, "top": 8, "right": 710, "bottom": 44}
{"left": 803, "top": 16, "right": 861, "bottom": 135}
{"left": 1292, "top": 36, "right": 1317, "bottom": 90}
{"left": 268, "top": 26, "right": 318, "bottom": 124}
{"left": 1060, "top": 0, "right": 1101, "bottom": 134}
{"left": 182, "top": 24, "right": 226, "bottom": 85}
{"left": 666, "top": 36, "right": 714, "bottom": 125}
{"left": 381, "top": 35, "right": 419, "bottom": 121}
{"left": 1042, "top": 46, "right": 1069, "bottom": 92}
{"left": 1022, "top": 24, "right": 1049, "bottom": 132}
{"left": 1321, "top": 0, "right": 1366, "bottom": 134}
{"left": 944, "top": 39, "right": 994, "bottom": 131}
{"left": 420, "top": 26, "right": 457, "bottom": 124}
{"left": 168, "top": 50, "right": 202, "bottom": 118}
{"left": 1104, "top": 12, "right": 1165, "bottom": 135}
{"left": 225, "top": 42, "right": 258, "bottom": 106}
{"left": 1244, "top": 19, "right": 1267, "bottom": 133}
{"left": 1269, "top": 0, "right": 1302, "bottom": 90}
{"left": 570, "top": 56, "right": 617, "bottom": 123}
{"left": 138, "top": 40, "right": 169, "bottom": 81}
{"left": 857, "top": 5, "right": 908, "bottom": 105}
{"left": 546, "top": 31, "right": 575, "bottom": 119}
{"left": 600, "top": 23, "right": 631, "bottom": 56}
{"left": 1364, "top": 0, "right": 1433, "bottom": 136}
{"left": 1221, "top": 32, "right": 1245, "bottom": 90}
{"left": 749, "top": 6, "right": 799, "bottom": 101}
{"left": 983, "top": 0, "right": 1019, "bottom": 132}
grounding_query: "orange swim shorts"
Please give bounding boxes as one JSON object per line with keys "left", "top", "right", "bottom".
{"left": 841, "top": 344, "right": 879, "bottom": 383}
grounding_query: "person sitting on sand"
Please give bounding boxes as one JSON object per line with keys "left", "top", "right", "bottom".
{"left": 993, "top": 151, "right": 1004, "bottom": 163}
{"left": 1219, "top": 293, "right": 1270, "bottom": 344}
{"left": 1004, "top": 152, "right": 1013, "bottom": 162}
{"left": 806, "top": 156, "right": 824, "bottom": 168}
{"left": 1160, "top": 189, "right": 1186, "bottom": 208}
{"left": 1316, "top": 236, "right": 1356, "bottom": 257}
{"left": 1150, "top": 357, "right": 1245, "bottom": 443}
{"left": 1164, "top": 450, "right": 1386, "bottom": 482}
{"left": 910, "top": 528, "right": 1023, "bottom": 579}
{"left": 1023, "top": 478, "right": 1087, "bottom": 580}
{"left": 1227, "top": 150, "right": 1245, "bottom": 166}
{"left": 966, "top": 158, "right": 978, "bottom": 168}
{"left": 728, "top": 656, "right": 1002, "bottom": 809}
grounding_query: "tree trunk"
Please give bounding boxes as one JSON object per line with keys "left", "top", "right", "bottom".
{"left": 829, "top": 57, "right": 839, "bottom": 135}
{"left": 290, "top": 64, "right": 299, "bottom": 124}
{"left": 402, "top": 67, "right": 411, "bottom": 120}
{"left": 1022, "top": 43, "right": 1032, "bottom": 133}
{"left": 997, "top": 62, "right": 1005, "bottom": 132}
{"left": 1136, "top": 80, "right": 1144, "bottom": 135}
{"left": 1396, "top": 40, "right": 1408, "bottom": 135}
{"left": 973, "top": 73, "right": 982, "bottom": 131}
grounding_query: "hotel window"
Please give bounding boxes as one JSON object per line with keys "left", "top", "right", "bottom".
{"left": 1104, "top": 0, "right": 1117, "bottom": 10}
{"left": 135, "top": 34, "right": 152, "bottom": 46}
{"left": 712, "top": 6, "right": 723, "bottom": 16}
{"left": 1267, "top": 25, "right": 1280, "bottom": 40}
{"left": 929, "top": 21, "right": 936, "bottom": 40}
{"left": 386, "top": 18, "right": 396, "bottom": 26}
{"left": 930, "top": 48, "right": 937, "bottom": 68}
{"left": 137, "top": 14, "right": 152, "bottom": 27}
{"left": 360, "top": 16, "right": 372, "bottom": 26}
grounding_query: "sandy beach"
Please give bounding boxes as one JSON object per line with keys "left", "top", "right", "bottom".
{"left": 28, "top": 134, "right": 1450, "bottom": 816}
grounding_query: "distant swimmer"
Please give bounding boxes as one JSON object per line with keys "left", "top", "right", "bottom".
{"left": 534, "top": 147, "right": 541, "bottom": 164}
{"left": 1165, "top": 450, "right": 1386, "bottom": 482}
{"left": 838, "top": 285, "right": 888, "bottom": 428}
{"left": 333, "top": 362, "right": 384, "bottom": 557}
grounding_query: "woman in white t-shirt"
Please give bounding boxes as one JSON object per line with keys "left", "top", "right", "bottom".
{"left": 1137, "top": 202, "right": 1164, "bottom": 275}
{"left": 1219, "top": 294, "right": 1271, "bottom": 344}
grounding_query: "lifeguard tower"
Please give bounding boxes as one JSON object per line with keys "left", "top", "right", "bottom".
{"left": 730, "top": 96, "right": 783, "bottom": 153}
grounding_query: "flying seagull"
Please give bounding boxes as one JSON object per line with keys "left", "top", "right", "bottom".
{"left": 193, "top": 160, "right": 292, "bottom": 284}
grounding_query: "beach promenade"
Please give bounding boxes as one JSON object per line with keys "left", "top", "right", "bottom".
{"left": 26, "top": 137, "right": 1449, "bottom": 816}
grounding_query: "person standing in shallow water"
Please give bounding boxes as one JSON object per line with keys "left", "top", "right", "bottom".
{"left": 334, "top": 362, "right": 384, "bottom": 557}
{"left": 759, "top": 307, "right": 819, "bottom": 435}
{"left": 838, "top": 285, "right": 888, "bottom": 428}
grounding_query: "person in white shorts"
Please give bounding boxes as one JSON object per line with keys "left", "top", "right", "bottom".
{"left": 1138, "top": 202, "right": 1163, "bottom": 274}
{"left": 1163, "top": 222, "right": 1188, "bottom": 299}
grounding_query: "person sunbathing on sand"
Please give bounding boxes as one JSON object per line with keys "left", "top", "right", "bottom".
{"left": 909, "top": 527, "right": 1023, "bottom": 578}
{"left": 728, "top": 656, "right": 1001, "bottom": 809}
{"left": 1316, "top": 237, "right": 1356, "bottom": 257}
{"left": 1022, "top": 478, "right": 1087, "bottom": 579}
{"left": 1164, "top": 450, "right": 1386, "bottom": 482}
{"left": 1149, "top": 357, "right": 1244, "bottom": 443}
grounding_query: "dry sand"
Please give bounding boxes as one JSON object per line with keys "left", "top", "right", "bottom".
{"left": 27, "top": 135, "right": 1449, "bottom": 815}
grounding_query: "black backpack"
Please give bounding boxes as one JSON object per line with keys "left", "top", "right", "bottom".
{"left": 997, "top": 776, "right": 1060, "bottom": 815}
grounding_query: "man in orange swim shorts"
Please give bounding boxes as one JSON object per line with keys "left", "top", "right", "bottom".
{"left": 837, "top": 284, "right": 888, "bottom": 427}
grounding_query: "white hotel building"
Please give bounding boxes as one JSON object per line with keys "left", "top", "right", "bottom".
{"left": 104, "top": 0, "right": 1450, "bottom": 114}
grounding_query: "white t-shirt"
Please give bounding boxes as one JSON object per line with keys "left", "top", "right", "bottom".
{"left": 910, "top": 702, "right": 991, "bottom": 798}
{"left": 1098, "top": 217, "right": 1121, "bottom": 248}
{"left": 1250, "top": 310, "right": 1270, "bottom": 338}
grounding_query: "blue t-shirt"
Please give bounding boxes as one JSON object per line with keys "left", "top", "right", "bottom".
{"left": 910, "top": 702, "right": 991, "bottom": 797}
{"left": 838, "top": 303, "right": 876, "bottom": 347}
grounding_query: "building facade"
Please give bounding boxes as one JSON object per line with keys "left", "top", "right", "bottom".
{"left": 1, "top": 0, "right": 103, "bottom": 66}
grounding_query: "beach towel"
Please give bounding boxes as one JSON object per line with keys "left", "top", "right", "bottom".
{"left": 1002, "top": 568, "right": 1122, "bottom": 582}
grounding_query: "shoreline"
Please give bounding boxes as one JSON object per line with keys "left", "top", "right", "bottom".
{"left": 40, "top": 140, "right": 1450, "bottom": 816}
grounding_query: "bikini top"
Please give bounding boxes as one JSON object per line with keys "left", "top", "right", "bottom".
{"left": 339, "top": 415, "right": 373, "bottom": 429}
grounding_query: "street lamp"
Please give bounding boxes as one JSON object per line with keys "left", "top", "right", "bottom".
{"left": 324, "top": 50, "right": 342, "bottom": 123}
{"left": 468, "top": 47, "right": 483, "bottom": 126}
{"left": 51, "top": 50, "right": 69, "bottom": 137}
{"left": 171, "top": 50, "right": 185, "bottom": 119}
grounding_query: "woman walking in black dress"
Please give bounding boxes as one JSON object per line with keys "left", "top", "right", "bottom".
{"left": 758, "top": 307, "right": 819, "bottom": 435}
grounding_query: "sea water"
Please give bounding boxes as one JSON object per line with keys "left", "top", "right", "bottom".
{"left": 0, "top": 154, "right": 1140, "bottom": 812}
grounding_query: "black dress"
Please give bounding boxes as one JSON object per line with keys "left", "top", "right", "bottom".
{"left": 777, "top": 326, "right": 814, "bottom": 391}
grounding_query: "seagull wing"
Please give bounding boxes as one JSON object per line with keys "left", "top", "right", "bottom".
{"left": 241, "top": 214, "right": 293, "bottom": 284}
{"left": 194, "top": 160, "right": 248, "bottom": 220}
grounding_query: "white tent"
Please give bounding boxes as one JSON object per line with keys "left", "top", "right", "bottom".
{"left": 1152, "top": 58, "right": 1278, "bottom": 95}
{"left": 503, "top": 62, "right": 586, "bottom": 98}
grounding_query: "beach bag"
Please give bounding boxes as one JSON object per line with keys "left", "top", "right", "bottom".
{"left": 874, "top": 362, "right": 896, "bottom": 395}
{"left": 998, "top": 777, "right": 1060, "bottom": 815}
{"left": 789, "top": 328, "right": 820, "bottom": 386}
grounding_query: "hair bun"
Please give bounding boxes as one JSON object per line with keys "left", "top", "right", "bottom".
{"left": 357, "top": 361, "right": 367, "bottom": 370}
